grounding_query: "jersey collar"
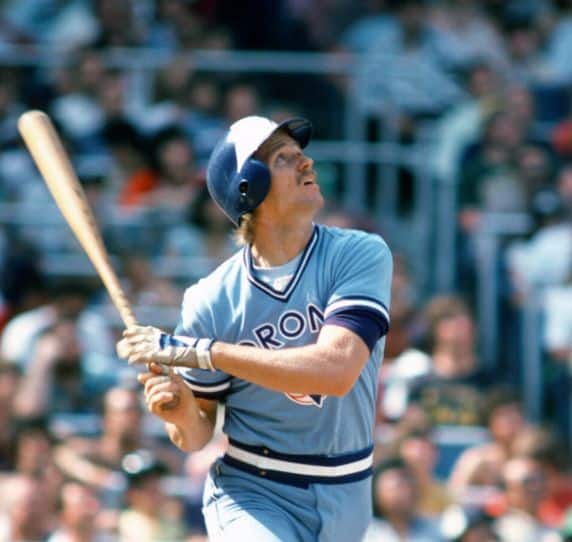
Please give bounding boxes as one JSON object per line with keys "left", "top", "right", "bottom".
{"left": 243, "top": 224, "right": 319, "bottom": 301}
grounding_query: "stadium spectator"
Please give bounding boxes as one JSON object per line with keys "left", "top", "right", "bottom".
{"left": 398, "top": 428, "right": 452, "bottom": 517}
{"left": 363, "top": 457, "right": 444, "bottom": 541}
{"left": 54, "top": 386, "right": 184, "bottom": 506}
{"left": 0, "top": 278, "right": 115, "bottom": 375}
{"left": 405, "top": 295, "right": 491, "bottom": 428}
{"left": 511, "top": 425, "right": 572, "bottom": 530}
{"left": 429, "top": 0, "right": 509, "bottom": 70}
{"left": 494, "top": 456, "right": 563, "bottom": 542}
{"left": 101, "top": 117, "right": 158, "bottom": 210}
{"left": 506, "top": 165, "right": 572, "bottom": 300}
{"left": 455, "top": 104, "right": 538, "bottom": 295}
{"left": 458, "top": 110, "right": 526, "bottom": 232}
{"left": 120, "top": 253, "right": 182, "bottom": 309}
{"left": 514, "top": 142, "right": 557, "bottom": 209}
{"left": 160, "top": 183, "right": 234, "bottom": 271}
{"left": 338, "top": 0, "right": 395, "bottom": 55}
{"left": 118, "top": 450, "right": 186, "bottom": 542}
{"left": 223, "top": 82, "right": 262, "bottom": 125}
{"left": 150, "top": 125, "right": 203, "bottom": 213}
{"left": 432, "top": 60, "right": 502, "bottom": 186}
{"left": 1, "top": 0, "right": 97, "bottom": 50}
{"left": 499, "top": 2, "right": 553, "bottom": 84}
{"left": 545, "top": 0, "right": 572, "bottom": 82}
{"left": 46, "top": 481, "right": 111, "bottom": 542}
{"left": 439, "top": 503, "right": 500, "bottom": 542}
{"left": 368, "top": 0, "right": 461, "bottom": 70}
{"left": 0, "top": 417, "right": 64, "bottom": 533}
{"left": 12, "top": 320, "right": 90, "bottom": 418}
{"left": 49, "top": 50, "right": 109, "bottom": 152}
{"left": 89, "top": 0, "right": 143, "bottom": 49}
{"left": 447, "top": 387, "right": 527, "bottom": 505}
{"left": 181, "top": 75, "right": 226, "bottom": 168}
{"left": 144, "top": 0, "right": 207, "bottom": 52}
{"left": 0, "top": 474, "right": 53, "bottom": 542}
{"left": 135, "top": 57, "right": 194, "bottom": 135}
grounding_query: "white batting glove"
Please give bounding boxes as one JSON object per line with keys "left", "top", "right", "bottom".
{"left": 116, "top": 325, "right": 216, "bottom": 371}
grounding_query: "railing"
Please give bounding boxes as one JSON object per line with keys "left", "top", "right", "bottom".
{"left": 470, "top": 214, "right": 572, "bottom": 444}
{"left": 520, "top": 292, "right": 544, "bottom": 423}
{"left": 472, "top": 212, "right": 533, "bottom": 369}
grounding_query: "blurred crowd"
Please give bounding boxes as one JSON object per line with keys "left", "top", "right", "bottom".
{"left": 0, "top": 0, "right": 570, "bottom": 541}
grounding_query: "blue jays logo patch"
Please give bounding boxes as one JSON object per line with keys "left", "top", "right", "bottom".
{"left": 285, "top": 393, "right": 326, "bottom": 408}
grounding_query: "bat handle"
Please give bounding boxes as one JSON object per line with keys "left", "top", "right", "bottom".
{"left": 120, "top": 308, "right": 137, "bottom": 329}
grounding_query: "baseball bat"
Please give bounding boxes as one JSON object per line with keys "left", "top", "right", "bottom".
{"left": 18, "top": 111, "right": 179, "bottom": 407}
{"left": 17, "top": 110, "right": 137, "bottom": 328}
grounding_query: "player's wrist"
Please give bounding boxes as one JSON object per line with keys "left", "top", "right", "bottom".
{"left": 163, "top": 334, "right": 216, "bottom": 371}
{"left": 194, "top": 338, "right": 216, "bottom": 371}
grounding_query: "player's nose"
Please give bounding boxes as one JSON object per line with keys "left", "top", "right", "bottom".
{"left": 298, "top": 154, "right": 313, "bottom": 171}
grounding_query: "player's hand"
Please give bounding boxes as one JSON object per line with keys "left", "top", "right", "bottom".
{"left": 138, "top": 363, "right": 192, "bottom": 422}
{"left": 116, "top": 325, "right": 215, "bottom": 370}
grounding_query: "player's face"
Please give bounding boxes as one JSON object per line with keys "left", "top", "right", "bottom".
{"left": 258, "top": 133, "right": 324, "bottom": 223}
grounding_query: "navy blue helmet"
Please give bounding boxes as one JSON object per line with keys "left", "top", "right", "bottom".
{"left": 206, "top": 116, "right": 312, "bottom": 226}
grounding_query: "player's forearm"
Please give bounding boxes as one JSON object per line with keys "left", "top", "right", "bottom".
{"left": 211, "top": 340, "right": 362, "bottom": 397}
{"left": 164, "top": 405, "right": 215, "bottom": 452}
{"left": 119, "top": 325, "right": 370, "bottom": 397}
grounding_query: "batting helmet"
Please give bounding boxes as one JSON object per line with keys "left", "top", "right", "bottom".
{"left": 206, "top": 115, "right": 312, "bottom": 226}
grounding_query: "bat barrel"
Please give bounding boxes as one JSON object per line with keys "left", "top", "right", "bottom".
{"left": 18, "top": 110, "right": 137, "bottom": 329}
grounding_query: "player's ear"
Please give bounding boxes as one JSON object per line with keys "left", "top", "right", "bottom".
{"left": 233, "top": 158, "right": 271, "bottom": 215}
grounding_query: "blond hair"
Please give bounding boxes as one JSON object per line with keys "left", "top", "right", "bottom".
{"left": 234, "top": 212, "right": 257, "bottom": 246}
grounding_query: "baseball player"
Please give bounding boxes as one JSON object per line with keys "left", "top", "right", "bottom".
{"left": 117, "top": 115, "right": 392, "bottom": 541}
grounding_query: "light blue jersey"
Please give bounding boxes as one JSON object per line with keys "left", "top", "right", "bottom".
{"left": 175, "top": 224, "right": 392, "bottom": 541}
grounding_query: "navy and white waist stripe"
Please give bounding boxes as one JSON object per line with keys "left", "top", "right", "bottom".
{"left": 222, "top": 438, "right": 373, "bottom": 488}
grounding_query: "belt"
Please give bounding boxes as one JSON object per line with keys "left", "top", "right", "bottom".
{"left": 222, "top": 438, "right": 373, "bottom": 488}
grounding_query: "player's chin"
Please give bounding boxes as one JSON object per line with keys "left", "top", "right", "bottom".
{"left": 310, "top": 189, "right": 325, "bottom": 208}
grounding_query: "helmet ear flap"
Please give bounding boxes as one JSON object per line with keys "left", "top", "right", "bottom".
{"left": 234, "top": 158, "right": 271, "bottom": 217}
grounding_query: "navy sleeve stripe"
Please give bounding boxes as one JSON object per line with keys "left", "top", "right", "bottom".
{"left": 324, "top": 298, "right": 389, "bottom": 323}
{"left": 324, "top": 307, "right": 389, "bottom": 352}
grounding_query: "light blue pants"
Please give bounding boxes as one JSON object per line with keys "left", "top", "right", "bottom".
{"left": 202, "top": 458, "right": 372, "bottom": 541}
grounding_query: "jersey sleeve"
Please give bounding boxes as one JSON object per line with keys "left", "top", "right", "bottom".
{"left": 173, "top": 281, "right": 231, "bottom": 400}
{"left": 324, "top": 232, "right": 392, "bottom": 348}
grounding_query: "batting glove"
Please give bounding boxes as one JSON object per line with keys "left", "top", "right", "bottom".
{"left": 116, "top": 325, "right": 216, "bottom": 371}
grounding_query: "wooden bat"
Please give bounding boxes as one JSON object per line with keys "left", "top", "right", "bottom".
{"left": 18, "top": 110, "right": 179, "bottom": 407}
{"left": 17, "top": 110, "right": 136, "bottom": 328}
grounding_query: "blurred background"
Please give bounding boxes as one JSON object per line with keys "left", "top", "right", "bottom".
{"left": 0, "top": 0, "right": 570, "bottom": 541}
